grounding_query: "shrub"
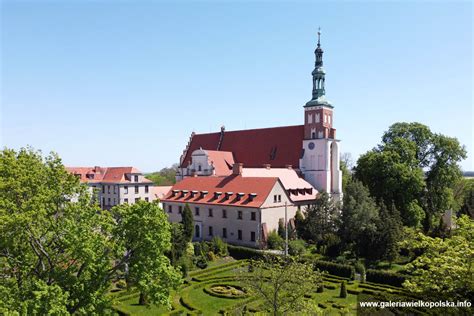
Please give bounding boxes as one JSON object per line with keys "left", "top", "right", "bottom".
{"left": 314, "top": 260, "right": 355, "bottom": 279}
{"left": 354, "top": 261, "right": 366, "bottom": 283}
{"left": 267, "top": 230, "right": 284, "bottom": 250}
{"left": 288, "top": 239, "right": 306, "bottom": 256}
{"left": 317, "top": 285, "right": 324, "bottom": 293}
{"left": 207, "top": 251, "right": 217, "bottom": 261}
{"left": 324, "top": 284, "right": 336, "bottom": 290}
{"left": 116, "top": 279, "right": 127, "bottom": 289}
{"left": 366, "top": 269, "right": 405, "bottom": 287}
{"left": 339, "top": 281, "right": 347, "bottom": 298}
{"left": 195, "top": 256, "right": 208, "bottom": 269}
{"left": 211, "top": 236, "right": 229, "bottom": 257}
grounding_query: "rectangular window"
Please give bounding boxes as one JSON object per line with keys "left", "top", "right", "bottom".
{"left": 135, "top": 198, "right": 140, "bottom": 203}
{"left": 114, "top": 186, "right": 117, "bottom": 194}
{"left": 237, "top": 210, "right": 242, "bottom": 220}
{"left": 145, "top": 185, "right": 149, "bottom": 193}
{"left": 222, "top": 209, "right": 227, "bottom": 218}
{"left": 124, "top": 198, "right": 128, "bottom": 203}
{"left": 102, "top": 186, "right": 105, "bottom": 194}
{"left": 145, "top": 197, "right": 149, "bottom": 202}
{"left": 222, "top": 228, "right": 227, "bottom": 238}
{"left": 250, "top": 231, "right": 256, "bottom": 242}
{"left": 124, "top": 186, "right": 128, "bottom": 194}
{"left": 274, "top": 195, "right": 277, "bottom": 203}
{"left": 135, "top": 186, "right": 139, "bottom": 194}
{"left": 209, "top": 226, "right": 213, "bottom": 236}
{"left": 278, "top": 195, "right": 281, "bottom": 202}
{"left": 168, "top": 205, "right": 172, "bottom": 213}
{"left": 108, "top": 198, "right": 111, "bottom": 205}
{"left": 238, "top": 230, "right": 242, "bottom": 240}
{"left": 102, "top": 197, "right": 105, "bottom": 206}
{"left": 195, "top": 207, "right": 200, "bottom": 216}
{"left": 251, "top": 212, "right": 256, "bottom": 221}
{"left": 134, "top": 175, "right": 139, "bottom": 182}
{"left": 208, "top": 208, "right": 213, "bottom": 217}
{"left": 179, "top": 206, "right": 182, "bottom": 214}
{"left": 108, "top": 186, "right": 111, "bottom": 194}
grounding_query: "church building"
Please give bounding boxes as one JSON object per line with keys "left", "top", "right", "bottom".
{"left": 162, "top": 31, "right": 342, "bottom": 247}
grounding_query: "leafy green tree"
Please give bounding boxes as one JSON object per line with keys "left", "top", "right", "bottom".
{"left": 0, "top": 148, "right": 181, "bottom": 313}
{"left": 145, "top": 164, "right": 178, "bottom": 186}
{"left": 277, "top": 218, "right": 285, "bottom": 239}
{"left": 300, "top": 192, "right": 341, "bottom": 251}
{"left": 355, "top": 122, "right": 466, "bottom": 230}
{"left": 112, "top": 200, "right": 182, "bottom": 306}
{"left": 294, "top": 209, "right": 306, "bottom": 239}
{"left": 169, "top": 223, "right": 188, "bottom": 266}
{"left": 378, "top": 203, "right": 403, "bottom": 265}
{"left": 340, "top": 180, "right": 380, "bottom": 258}
{"left": 401, "top": 215, "right": 474, "bottom": 300}
{"left": 240, "top": 257, "right": 322, "bottom": 315}
{"left": 181, "top": 203, "right": 194, "bottom": 242}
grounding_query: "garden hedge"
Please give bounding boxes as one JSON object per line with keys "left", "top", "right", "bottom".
{"left": 313, "top": 260, "right": 355, "bottom": 279}
{"left": 366, "top": 269, "right": 405, "bottom": 287}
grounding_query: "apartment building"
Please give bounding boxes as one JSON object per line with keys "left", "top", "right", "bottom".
{"left": 66, "top": 166, "right": 157, "bottom": 209}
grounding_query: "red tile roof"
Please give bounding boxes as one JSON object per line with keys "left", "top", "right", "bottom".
{"left": 206, "top": 150, "right": 234, "bottom": 176}
{"left": 180, "top": 125, "right": 304, "bottom": 169}
{"left": 66, "top": 166, "right": 152, "bottom": 184}
{"left": 162, "top": 175, "right": 279, "bottom": 208}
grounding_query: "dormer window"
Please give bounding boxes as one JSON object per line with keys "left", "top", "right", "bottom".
{"left": 200, "top": 191, "right": 208, "bottom": 198}
{"left": 214, "top": 192, "right": 222, "bottom": 199}
{"left": 134, "top": 175, "right": 139, "bottom": 182}
{"left": 181, "top": 190, "right": 188, "bottom": 198}
{"left": 236, "top": 193, "right": 245, "bottom": 201}
{"left": 248, "top": 193, "right": 257, "bottom": 201}
{"left": 171, "top": 190, "right": 179, "bottom": 197}
{"left": 225, "top": 192, "right": 233, "bottom": 200}
{"left": 190, "top": 190, "right": 198, "bottom": 198}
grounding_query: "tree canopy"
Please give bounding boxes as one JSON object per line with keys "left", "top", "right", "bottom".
{"left": 0, "top": 148, "right": 181, "bottom": 314}
{"left": 355, "top": 122, "right": 466, "bottom": 230}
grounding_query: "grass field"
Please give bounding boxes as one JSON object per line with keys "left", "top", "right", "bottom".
{"left": 112, "top": 258, "right": 407, "bottom": 315}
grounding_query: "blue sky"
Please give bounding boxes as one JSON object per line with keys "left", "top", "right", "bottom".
{"left": 1, "top": 1, "right": 472, "bottom": 172}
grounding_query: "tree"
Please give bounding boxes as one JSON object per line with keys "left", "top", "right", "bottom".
{"left": 145, "top": 164, "right": 178, "bottom": 186}
{"left": 401, "top": 215, "right": 474, "bottom": 300}
{"left": 378, "top": 203, "right": 403, "bottom": 265}
{"left": 267, "top": 230, "right": 284, "bottom": 250}
{"left": 339, "top": 281, "right": 347, "bottom": 298}
{"left": 300, "top": 192, "right": 341, "bottom": 251}
{"left": 112, "top": 201, "right": 182, "bottom": 306}
{"left": 340, "top": 152, "right": 354, "bottom": 191}
{"left": 181, "top": 203, "right": 194, "bottom": 242}
{"left": 0, "top": 148, "right": 181, "bottom": 314}
{"left": 240, "top": 257, "right": 322, "bottom": 315}
{"left": 294, "top": 209, "right": 306, "bottom": 239}
{"left": 340, "top": 180, "right": 380, "bottom": 258}
{"left": 355, "top": 122, "right": 466, "bottom": 230}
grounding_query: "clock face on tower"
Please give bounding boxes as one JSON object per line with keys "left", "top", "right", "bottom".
{"left": 308, "top": 142, "right": 315, "bottom": 150}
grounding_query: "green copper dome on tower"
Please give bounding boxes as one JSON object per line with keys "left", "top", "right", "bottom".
{"left": 305, "top": 28, "right": 333, "bottom": 108}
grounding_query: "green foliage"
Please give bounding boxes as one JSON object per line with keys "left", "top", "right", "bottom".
{"left": 170, "top": 223, "right": 188, "bottom": 266}
{"left": 354, "top": 262, "right": 366, "bottom": 283}
{"left": 339, "top": 281, "right": 347, "bottom": 298}
{"left": 341, "top": 180, "right": 380, "bottom": 258}
{"left": 181, "top": 203, "right": 194, "bottom": 242}
{"left": 145, "top": 164, "right": 178, "bottom": 186}
{"left": 239, "top": 257, "right": 323, "bottom": 315}
{"left": 266, "top": 230, "right": 284, "bottom": 250}
{"left": 288, "top": 239, "right": 306, "bottom": 256}
{"left": 294, "top": 209, "right": 306, "bottom": 239}
{"left": 401, "top": 215, "right": 474, "bottom": 300}
{"left": 313, "top": 260, "right": 355, "bottom": 279}
{"left": 365, "top": 270, "right": 405, "bottom": 287}
{"left": 112, "top": 200, "right": 183, "bottom": 306}
{"left": 298, "top": 192, "right": 341, "bottom": 250}
{"left": 277, "top": 219, "right": 285, "bottom": 239}
{"left": 228, "top": 245, "right": 268, "bottom": 260}
{"left": 211, "top": 236, "right": 229, "bottom": 257}
{"left": 355, "top": 122, "right": 467, "bottom": 231}
{"left": 0, "top": 148, "right": 181, "bottom": 314}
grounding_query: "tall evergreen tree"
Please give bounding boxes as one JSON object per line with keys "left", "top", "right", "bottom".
{"left": 181, "top": 203, "right": 194, "bottom": 242}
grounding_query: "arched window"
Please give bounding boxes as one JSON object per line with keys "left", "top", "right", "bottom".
{"left": 195, "top": 225, "right": 200, "bottom": 238}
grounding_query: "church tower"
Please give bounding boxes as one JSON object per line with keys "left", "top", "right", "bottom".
{"left": 300, "top": 29, "right": 342, "bottom": 199}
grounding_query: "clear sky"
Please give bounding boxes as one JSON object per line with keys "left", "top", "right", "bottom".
{"left": 1, "top": 0, "right": 472, "bottom": 172}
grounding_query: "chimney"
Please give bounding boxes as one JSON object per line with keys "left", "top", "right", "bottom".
{"left": 285, "top": 164, "right": 292, "bottom": 169}
{"left": 263, "top": 164, "right": 271, "bottom": 169}
{"left": 232, "top": 163, "right": 243, "bottom": 175}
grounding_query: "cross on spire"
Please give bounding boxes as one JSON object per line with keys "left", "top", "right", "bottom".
{"left": 317, "top": 27, "right": 321, "bottom": 47}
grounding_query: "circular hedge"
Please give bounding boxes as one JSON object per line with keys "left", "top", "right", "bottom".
{"left": 203, "top": 284, "right": 248, "bottom": 299}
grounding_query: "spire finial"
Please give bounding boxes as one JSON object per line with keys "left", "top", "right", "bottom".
{"left": 317, "top": 27, "right": 321, "bottom": 47}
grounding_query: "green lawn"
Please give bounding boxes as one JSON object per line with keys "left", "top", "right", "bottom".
{"left": 112, "top": 258, "right": 407, "bottom": 315}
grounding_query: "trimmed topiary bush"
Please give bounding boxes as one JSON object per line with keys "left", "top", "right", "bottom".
{"left": 288, "top": 239, "right": 306, "bottom": 256}
{"left": 339, "top": 281, "right": 347, "bottom": 298}
{"left": 267, "top": 230, "right": 284, "bottom": 250}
